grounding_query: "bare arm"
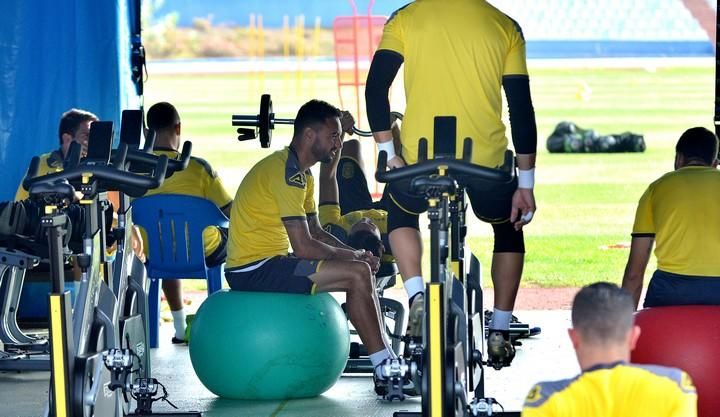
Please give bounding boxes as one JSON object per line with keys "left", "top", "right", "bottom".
{"left": 516, "top": 153, "right": 536, "bottom": 171}
{"left": 308, "top": 215, "right": 380, "bottom": 272}
{"left": 283, "top": 218, "right": 359, "bottom": 261}
{"left": 621, "top": 236, "right": 654, "bottom": 310}
{"left": 319, "top": 110, "right": 356, "bottom": 204}
{"left": 319, "top": 149, "right": 341, "bottom": 206}
{"left": 511, "top": 153, "right": 537, "bottom": 230}
{"left": 307, "top": 214, "right": 353, "bottom": 250}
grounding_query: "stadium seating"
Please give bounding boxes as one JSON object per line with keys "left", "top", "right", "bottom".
{"left": 491, "top": 0, "right": 707, "bottom": 41}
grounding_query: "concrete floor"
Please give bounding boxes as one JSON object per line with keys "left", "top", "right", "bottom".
{"left": 0, "top": 308, "right": 578, "bottom": 417}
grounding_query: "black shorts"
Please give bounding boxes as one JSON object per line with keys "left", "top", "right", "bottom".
{"left": 337, "top": 157, "right": 385, "bottom": 214}
{"left": 385, "top": 173, "right": 524, "bottom": 253}
{"left": 204, "top": 227, "right": 228, "bottom": 268}
{"left": 387, "top": 174, "right": 518, "bottom": 225}
{"left": 336, "top": 157, "right": 393, "bottom": 255}
{"left": 225, "top": 255, "right": 321, "bottom": 294}
{"left": 644, "top": 270, "right": 720, "bottom": 308}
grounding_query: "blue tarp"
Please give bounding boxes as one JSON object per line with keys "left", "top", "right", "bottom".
{"left": 0, "top": 0, "right": 139, "bottom": 201}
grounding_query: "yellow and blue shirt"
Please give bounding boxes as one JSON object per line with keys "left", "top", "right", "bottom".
{"left": 15, "top": 150, "right": 64, "bottom": 201}
{"left": 142, "top": 148, "right": 232, "bottom": 256}
{"left": 523, "top": 362, "right": 696, "bottom": 417}
{"left": 318, "top": 203, "right": 392, "bottom": 262}
{"left": 378, "top": 0, "right": 528, "bottom": 167}
{"left": 632, "top": 166, "right": 720, "bottom": 276}
{"left": 227, "top": 147, "right": 316, "bottom": 268}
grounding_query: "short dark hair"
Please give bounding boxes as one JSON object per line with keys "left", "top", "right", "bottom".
{"left": 146, "top": 102, "right": 180, "bottom": 133}
{"left": 675, "top": 127, "right": 718, "bottom": 165}
{"left": 571, "top": 282, "right": 634, "bottom": 344}
{"left": 293, "top": 99, "right": 342, "bottom": 138}
{"left": 348, "top": 230, "right": 384, "bottom": 259}
{"left": 58, "top": 108, "right": 98, "bottom": 147}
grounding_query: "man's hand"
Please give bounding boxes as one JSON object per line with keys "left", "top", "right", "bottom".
{"left": 387, "top": 155, "right": 406, "bottom": 170}
{"left": 340, "top": 111, "right": 355, "bottom": 135}
{"left": 510, "top": 188, "right": 536, "bottom": 231}
{"left": 353, "top": 249, "right": 380, "bottom": 274}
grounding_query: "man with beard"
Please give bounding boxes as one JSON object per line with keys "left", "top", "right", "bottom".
{"left": 225, "top": 99, "right": 397, "bottom": 383}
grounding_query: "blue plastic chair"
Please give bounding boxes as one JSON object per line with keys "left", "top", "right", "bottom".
{"left": 131, "top": 194, "right": 229, "bottom": 348}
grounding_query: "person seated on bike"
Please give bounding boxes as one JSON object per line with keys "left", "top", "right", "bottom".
{"left": 141, "top": 101, "right": 233, "bottom": 344}
{"left": 622, "top": 127, "right": 720, "bottom": 310}
{"left": 13, "top": 108, "right": 104, "bottom": 288}
{"left": 366, "top": 0, "right": 538, "bottom": 368}
{"left": 523, "top": 282, "right": 696, "bottom": 416}
{"left": 224, "top": 99, "right": 395, "bottom": 390}
{"left": 318, "top": 112, "right": 401, "bottom": 276}
{"left": 15, "top": 108, "right": 98, "bottom": 201}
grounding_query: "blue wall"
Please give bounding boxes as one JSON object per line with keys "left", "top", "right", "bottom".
{"left": 0, "top": 0, "right": 139, "bottom": 200}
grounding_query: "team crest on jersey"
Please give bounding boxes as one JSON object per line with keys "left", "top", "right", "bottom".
{"left": 525, "top": 385, "right": 542, "bottom": 403}
{"left": 288, "top": 172, "right": 306, "bottom": 187}
{"left": 342, "top": 162, "right": 355, "bottom": 179}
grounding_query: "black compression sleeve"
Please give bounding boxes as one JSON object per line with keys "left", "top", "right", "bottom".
{"left": 365, "top": 50, "right": 403, "bottom": 132}
{"left": 502, "top": 75, "right": 537, "bottom": 154}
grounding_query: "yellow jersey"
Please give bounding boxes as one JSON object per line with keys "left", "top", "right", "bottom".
{"left": 318, "top": 203, "right": 392, "bottom": 262}
{"left": 523, "top": 362, "right": 696, "bottom": 417}
{"left": 227, "top": 147, "right": 316, "bottom": 268}
{"left": 378, "top": 0, "right": 528, "bottom": 167}
{"left": 15, "top": 150, "right": 64, "bottom": 200}
{"left": 141, "top": 149, "right": 232, "bottom": 256}
{"left": 632, "top": 166, "right": 720, "bottom": 276}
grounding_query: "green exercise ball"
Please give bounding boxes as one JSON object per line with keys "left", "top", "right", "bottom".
{"left": 189, "top": 291, "right": 350, "bottom": 400}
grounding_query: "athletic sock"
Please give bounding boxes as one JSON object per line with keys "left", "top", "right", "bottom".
{"left": 404, "top": 276, "right": 424, "bottom": 301}
{"left": 370, "top": 348, "right": 393, "bottom": 379}
{"left": 171, "top": 309, "right": 187, "bottom": 340}
{"left": 490, "top": 308, "right": 512, "bottom": 331}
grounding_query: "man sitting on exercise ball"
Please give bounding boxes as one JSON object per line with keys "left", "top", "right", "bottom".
{"left": 225, "top": 99, "right": 400, "bottom": 390}
{"left": 142, "top": 102, "right": 233, "bottom": 344}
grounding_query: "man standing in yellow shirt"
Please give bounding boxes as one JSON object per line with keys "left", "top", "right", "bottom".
{"left": 366, "top": 0, "right": 538, "bottom": 367}
{"left": 225, "top": 100, "right": 397, "bottom": 392}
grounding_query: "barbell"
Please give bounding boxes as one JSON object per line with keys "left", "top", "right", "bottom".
{"left": 231, "top": 94, "right": 402, "bottom": 148}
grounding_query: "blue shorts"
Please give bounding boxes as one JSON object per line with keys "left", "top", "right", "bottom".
{"left": 225, "top": 256, "right": 321, "bottom": 294}
{"left": 204, "top": 227, "right": 228, "bottom": 268}
{"left": 644, "top": 270, "right": 720, "bottom": 308}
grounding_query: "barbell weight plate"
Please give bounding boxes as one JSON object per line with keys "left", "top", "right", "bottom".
{"left": 259, "top": 94, "right": 272, "bottom": 148}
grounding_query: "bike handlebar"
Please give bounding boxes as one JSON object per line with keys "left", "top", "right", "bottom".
{"left": 23, "top": 154, "right": 168, "bottom": 198}
{"left": 123, "top": 141, "right": 192, "bottom": 176}
{"left": 375, "top": 139, "right": 515, "bottom": 185}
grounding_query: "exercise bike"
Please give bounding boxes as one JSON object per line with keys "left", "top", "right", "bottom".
{"left": 374, "top": 117, "right": 522, "bottom": 417}
{"left": 0, "top": 232, "right": 49, "bottom": 370}
{"left": 22, "top": 117, "right": 198, "bottom": 417}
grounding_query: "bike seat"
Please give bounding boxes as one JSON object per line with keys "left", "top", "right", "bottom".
{"left": 410, "top": 175, "right": 457, "bottom": 198}
{"left": 28, "top": 180, "right": 76, "bottom": 203}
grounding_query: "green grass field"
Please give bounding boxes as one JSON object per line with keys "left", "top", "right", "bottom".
{"left": 144, "top": 63, "right": 715, "bottom": 288}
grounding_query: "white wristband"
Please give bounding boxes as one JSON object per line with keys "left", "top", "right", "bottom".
{"left": 377, "top": 140, "right": 396, "bottom": 160}
{"left": 518, "top": 168, "right": 535, "bottom": 189}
